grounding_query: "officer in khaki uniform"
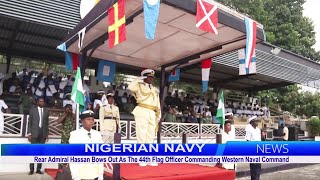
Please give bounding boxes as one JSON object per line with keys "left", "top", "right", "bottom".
{"left": 99, "top": 92, "right": 120, "bottom": 143}
{"left": 128, "top": 69, "right": 161, "bottom": 166}
{"left": 69, "top": 110, "right": 104, "bottom": 180}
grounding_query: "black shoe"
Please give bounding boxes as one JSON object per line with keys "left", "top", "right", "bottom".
{"left": 36, "top": 170, "right": 43, "bottom": 174}
{"left": 28, "top": 171, "right": 34, "bottom": 175}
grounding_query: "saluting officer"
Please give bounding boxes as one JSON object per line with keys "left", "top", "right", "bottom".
{"left": 128, "top": 69, "right": 161, "bottom": 166}
{"left": 99, "top": 92, "right": 120, "bottom": 143}
{"left": 69, "top": 110, "right": 104, "bottom": 180}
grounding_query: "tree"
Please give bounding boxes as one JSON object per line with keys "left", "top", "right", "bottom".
{"left": 217, "top": 0, "right": 320, "bottom": 61}
{"left": 216, "top": 0, "right": 320, "bottom": 118}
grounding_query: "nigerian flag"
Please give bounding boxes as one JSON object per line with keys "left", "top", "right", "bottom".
{"left": 216, "top": 90, "right": 225, "bottom": 125}
{"left": 71, "top": 67, "right": 85, "bottom": 112}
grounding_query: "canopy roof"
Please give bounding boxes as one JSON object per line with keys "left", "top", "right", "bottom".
{"left": 180, "top": 42, "right": 320, "bottom": 91}
{"left": 0, "top": 0, "right": 80, "bottom": 61}
{"left": 63, "top": 0, "right": 265, "bottom": 69}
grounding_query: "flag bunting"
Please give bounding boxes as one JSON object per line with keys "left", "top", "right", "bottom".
{"left": 97, "top": 60, "right": 116, "bottom": 82}
{"left": 196, "top": 0, "right": 218, "bottom": 34}
{"left": 143, "top": 0, "right": 160, "bottom": 40}
{"left": 108, "top": 0, "right": 126, "bottom": 48}
{"left": 168, "top": 68, "right": 180, "bottom": 82}
{"left": 201, "top": 58, "right": 212, "bottom": 93}
{"left": 240, "top": 17, "right": 257, "bottom": 75}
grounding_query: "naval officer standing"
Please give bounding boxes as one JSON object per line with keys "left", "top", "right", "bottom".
{"left": 69, "top": 110, "right": 104, "bottom": 180}
{"left": 99, "top": 92, "right": 120, "bottom": 143}
{"left": 128, "top": 69, "right": 161, "bottom": 166}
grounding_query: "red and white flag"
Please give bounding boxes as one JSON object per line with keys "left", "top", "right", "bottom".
{"left": 201, "top": 58, "right": 212, "bottom": 93}
{"left": 196, "top": 0, "right": 218, "bottom": 34}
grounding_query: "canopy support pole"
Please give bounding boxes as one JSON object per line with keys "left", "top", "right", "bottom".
{"left": 6, "top": 55, "right": 11, "bottom": 74}
{"left": 158, "top": 66, "right": 167, "bottom": 143}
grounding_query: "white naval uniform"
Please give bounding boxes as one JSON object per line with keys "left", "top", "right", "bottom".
{"left": 128, "top": 78, "right": 161, "bottom": 144}
{"left": 69, "top": 128, "right": 104, "bottom": 180}
{"left": 99, "top": 104, "right": 120, "bottom": 143}
{"left": 245, "top": 124, "right": 261, "bottom": 141}
{"left": 222, "top": 131, "right": 236, "bottom": 170}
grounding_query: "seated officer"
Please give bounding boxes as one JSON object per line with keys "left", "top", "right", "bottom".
{"left": 69, "top": 110, "right": 104, "bottom": 180}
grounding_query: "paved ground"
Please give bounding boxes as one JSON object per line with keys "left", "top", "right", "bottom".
{"left": 0, "top": 173, "right": 53, "bottom": 180}
{"left": 237, "top": 164, "right": 320, "bottom": 180}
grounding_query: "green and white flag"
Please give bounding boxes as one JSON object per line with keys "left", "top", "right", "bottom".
{"left": 216, "top": 90, "right": 225, "bottom": 126}
{"left": 71, "top": 67, "right": 85, "bottom": 112}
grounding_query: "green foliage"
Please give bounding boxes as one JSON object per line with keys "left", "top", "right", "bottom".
{"left": 307, "top": 116, "right": 320, "bottom": 136}
{"left": 216, "top": 0, "right": 320, "bottom": 117}
{"left": 217, "top": 0, "right": 320, "bottom": 61}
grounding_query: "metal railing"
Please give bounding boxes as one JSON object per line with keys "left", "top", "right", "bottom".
{"left": 1, "top": 113, "right": 246, "bottom": 140}
{"left": 2, "top": 113, "right": 24, "bottom": 137}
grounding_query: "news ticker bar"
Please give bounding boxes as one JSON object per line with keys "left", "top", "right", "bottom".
{"left": 1, "top": 142, "right": 320, "bottom": 156}
{"left": 0, "top": 156, "right": 320, "bottom": 164}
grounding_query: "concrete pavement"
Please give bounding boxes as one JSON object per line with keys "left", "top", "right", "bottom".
{"left": 0, "top": 173, "right": 53, "bottom": 180}
{"left": 237, "top": 164, "right": 320, "bottom": 180}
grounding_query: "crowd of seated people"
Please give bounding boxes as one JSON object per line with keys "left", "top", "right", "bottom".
{"left": 162, "top": 91, "right": 270, "bottom": 124}
{"left": 0, "top": 69, "right": 269, "bottom": 124}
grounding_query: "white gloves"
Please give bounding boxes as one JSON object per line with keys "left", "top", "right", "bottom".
{"left": 98, "top": 175, "right": 104, "bottom": 180}
{"left": 139, "top": 76, "right": 147, "bottom": 80}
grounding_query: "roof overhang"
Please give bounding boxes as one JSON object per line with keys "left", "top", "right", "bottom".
{"left": 63, "top": 0, "right": 265, "bottom": 70}
{"left": 0, "top": 0, "right": 80, "bottom": 62}
{"left": 180, "top": 42, "right": 320, "bottom": 91}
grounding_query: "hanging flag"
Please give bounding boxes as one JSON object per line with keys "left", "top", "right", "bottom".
{"left": 80, "top": 0, "right": 101, "bottom": 19}
{"left": 72, "top": 53, "right": 80, "bottom": 70}
{"left": 240, "top": 17, "right": 257, "bottom": 75}
{"left": 196, "top": 0, "right": 218, "bottom": 34}
{"left": 65, "top": 52, "right": 73, "bottom": 71}
{"left": 201, "top": 59, "right": 212, "bottom": 93}
{"left": 71, "top": 67, "right": 85, "bottom": 112}
{"left": 78, "top": 27, "right": 86, "bottom": 51}
{"left": 239, "top": 48, "right": 256, "bottom": 75}
{"left": 143, "top": 0, "right": 160, "bottom": 40}
{"left": 216, "top": 90, "right": 225, "bottom": 126}
{"left": 168, "top": 68, "right": 180, "bottom": 82}
{"left": 57, "top": 43, "right": 67, "bottom": 52}
{"left": 108, "top": 0, "right": 126, "bottom": 48}
{"left": 97, "top": 60, "right": 116, "bottom": 82}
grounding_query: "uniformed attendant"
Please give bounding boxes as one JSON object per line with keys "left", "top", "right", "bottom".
{"left": 221, "top": 120, "right": 236, "bottom": 170}
{"left": 99, "top": 92, "right": 120, "bottom": 143}
{"left": 128, "top": 69, "right": 161, "bottom": 166}
{"left": 69, "top": 110, "right": 104, "bottom": 180}
{"left": 245, "top": 116, "right": 262, "bottom": 180}
{"left": 63, "top": 93, "right": 76, "bottom": 113}
{"left": 225, "top": 112, "right": 235, "bottom": 139}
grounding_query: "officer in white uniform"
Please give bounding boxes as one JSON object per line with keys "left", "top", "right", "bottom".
{"left": 245, "top": 116, "right": 261, "bottom": 180}
{"left": 69, "top": 110, "right": 104, "bottom": 180}
{"left": 225, "top": 112, "right": 235, "bottom": 139}
{"left": 99, "top": 92, "right": 120, "bottom": 143}
{"left": 222, "top": 120, "right": 236, "bottom": 170}
{"left": 128, "top": 69, "right": 161, "bottom": 167}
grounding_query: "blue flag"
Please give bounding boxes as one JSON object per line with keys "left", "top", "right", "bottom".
{"left": 97, "top": 60, "right": 116, "bottom": 82}
{"left": 57, "top": 43, "right": 67, "bottom": 52}
{"left": 168, "top": 68, "right": 180, "bottom": 82}
{"left": 65, "top": 52, "right": 73, "bottom": 71}
{"left": 144, "top": 0, "right": 160, "bottom": 40}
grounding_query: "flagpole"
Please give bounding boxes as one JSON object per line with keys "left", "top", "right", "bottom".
{"left": 76, "top": 103, "right": 80, "bottom": 129}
